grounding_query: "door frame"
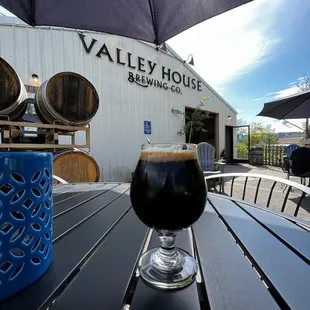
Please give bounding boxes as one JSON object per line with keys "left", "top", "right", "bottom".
{"left": 232, "top": 125, "right": 250, "bottom": 164}
{"left": 184, "top": 106, "right": 219, "bottom": 159}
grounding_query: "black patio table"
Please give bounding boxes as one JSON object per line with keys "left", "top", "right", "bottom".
{"left": 1, "top": 182, "right": 310, "bottom": 310}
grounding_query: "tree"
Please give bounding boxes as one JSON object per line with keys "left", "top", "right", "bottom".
{"left": 249, "top": 122, "right": 278, "bottom": 145}
{"left": 297, "top": 75, "right": 310, "bottom": 139}
{"left": 171, "top": 96, "right": 209, "bottom": 143}
{"left": 236, "top": 120, "right": 279, "bottom": 158}
{"left": 237, "top": 118, "right": 247, "bottom": 126}
{"left": 237, "top": 119, "right": 278, "bottom": 144}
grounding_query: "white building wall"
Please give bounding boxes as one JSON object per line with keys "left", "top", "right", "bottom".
{"left": 0, "top": 20, "right": 237, "bottom": 182}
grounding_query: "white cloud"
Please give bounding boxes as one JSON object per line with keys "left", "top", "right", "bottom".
{"left": 168, "top": 0, "right": 282, "bottom": 89}
{"left": 268, "top": 86, "right": 299, "bottom": 99}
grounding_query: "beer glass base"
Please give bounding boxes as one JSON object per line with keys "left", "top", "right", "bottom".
{"left": 139, "top": 247, "right": 198, "bottom": 290}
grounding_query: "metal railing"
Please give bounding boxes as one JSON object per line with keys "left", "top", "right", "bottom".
{"left": 205, "top": 173, "right": 310, "bottom": 218}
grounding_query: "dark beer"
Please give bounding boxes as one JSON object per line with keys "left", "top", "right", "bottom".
{"left": 130, "top": 148, "right": 207, "bottom": 231}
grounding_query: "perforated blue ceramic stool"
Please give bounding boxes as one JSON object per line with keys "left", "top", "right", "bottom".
{"left": 0, "top": 152, "right": 53, "bottom": 301}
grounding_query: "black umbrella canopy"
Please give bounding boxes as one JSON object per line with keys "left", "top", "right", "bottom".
{"left": 0, "top": 0, "right": 252, "bottom": 45}
{"left": 257, "top": 90, "right": 310, "bottom": 120}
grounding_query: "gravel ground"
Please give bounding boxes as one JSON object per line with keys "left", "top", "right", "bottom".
{"left": 211, "top": 164, "right": 310, "bottom": 222}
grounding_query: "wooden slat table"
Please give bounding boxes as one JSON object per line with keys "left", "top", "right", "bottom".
{"left": 1, "top": 183, "right": 310, "bottom": 310}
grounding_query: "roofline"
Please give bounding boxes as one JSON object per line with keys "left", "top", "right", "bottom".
{"left": 0, "top": 16, "right": 237, "bottom": 114}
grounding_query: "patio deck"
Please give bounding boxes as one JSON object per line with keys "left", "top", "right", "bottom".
{"left": 218, "top": 164, "right": 310, "bottom": 222}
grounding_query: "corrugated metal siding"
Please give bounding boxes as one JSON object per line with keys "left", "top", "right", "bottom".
{"left": 0, "top": 23, "right": 237, "bottom": 182}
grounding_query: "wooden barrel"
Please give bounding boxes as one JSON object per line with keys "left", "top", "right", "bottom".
{"left": 53, "top": 149, "right": 100, "bottom": 184}
{"left": 35, "top": 72, "right": 99, "bottom": 126}
{"left": 0, "top": 57, "right": 28, "bottom": 120}
{"left": 249, "top": 147, "right": 264, "bottom": 166}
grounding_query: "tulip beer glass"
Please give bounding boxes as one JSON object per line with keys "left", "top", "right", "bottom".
{"left": 130, "top": 144, "right": 207, "bottom": 289}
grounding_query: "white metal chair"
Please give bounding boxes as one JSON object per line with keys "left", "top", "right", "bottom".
{"left": 53, "top": 175, "right": 68, "bottom": 184}
{"left": 205, "top": 173, "right": 310, "bottom": 218}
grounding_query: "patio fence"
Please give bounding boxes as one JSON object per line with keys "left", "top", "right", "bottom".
{"left": 262, "top": 144, "right": 286, "bottom": 167}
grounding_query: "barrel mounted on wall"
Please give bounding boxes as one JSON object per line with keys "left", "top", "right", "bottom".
{"left": 35, "top": 72, "right": 99, "bottom": 127}
{"left": 0, "top": 57, "right": 28, "bottom": 120}
{"left": 53, "top": 149, "right": 100, "bottom": 183}
{"left": 0, "top": 65, "right": 101, "bottom": 182}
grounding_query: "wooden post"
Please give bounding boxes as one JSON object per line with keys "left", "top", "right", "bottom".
{"left": 86, "top": 124, "right": 91, "bottom": 150}
{"left": 281, "top": 145, "right": 285, "bottom": 168}
{"left": 71, "top": 132, "right": 76, "bottom": 146}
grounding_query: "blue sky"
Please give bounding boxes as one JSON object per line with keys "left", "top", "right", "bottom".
{"left": 1, "top": 0, "right": 308, "bottom": 132}
{"left": 168, "top": 0, "right": 310, "bottom": 132}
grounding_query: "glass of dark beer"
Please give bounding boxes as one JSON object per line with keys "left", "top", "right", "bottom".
{"left": 130, "top": 143, "right": 207, "bottom": 289}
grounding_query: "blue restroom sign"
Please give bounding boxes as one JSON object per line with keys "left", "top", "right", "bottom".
{"left": 237, "top": 133, "right": 244, "bottom": 142}
{"left": 144, "top": 121, "right": 152, "bottom": 134}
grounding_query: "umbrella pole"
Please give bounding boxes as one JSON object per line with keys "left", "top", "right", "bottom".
{"left": 282, "top": 120, "right": 304, "bottom": 131}
{"left": 306, "top": 118, "right": 310, "bottom": 139}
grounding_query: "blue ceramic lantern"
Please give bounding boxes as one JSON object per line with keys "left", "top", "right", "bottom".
{"left": 0, "top": 152, "right": 53, "bottom": 301}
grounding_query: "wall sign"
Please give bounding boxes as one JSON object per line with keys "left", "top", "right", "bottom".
{"left": 144, "top": 121, "right": 152, "bottom": 134}
{"left": 78, "top": 33, "right": 203, "bottom": 95}
{"left": 237, "top": 133, "right": 244, "bottom": 142}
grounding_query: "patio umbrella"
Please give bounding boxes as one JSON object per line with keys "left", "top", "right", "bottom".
{"left": 257, "top": 89, "right": 310, "bottom": 120}
{"left": 0, "top": 0, "right": 252, "bottom": 45}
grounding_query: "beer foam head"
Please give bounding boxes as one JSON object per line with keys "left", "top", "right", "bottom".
{"left": 140, "top": 145, "right": 197, "bottom": 162}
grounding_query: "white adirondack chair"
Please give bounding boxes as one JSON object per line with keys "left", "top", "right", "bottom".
{"left": 197, "top": 142, "right": 216, "bottom": 172}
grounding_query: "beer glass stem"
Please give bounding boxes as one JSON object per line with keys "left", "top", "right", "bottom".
{"left": 151, "top": 231, "right": 183, "bottom": 273}
{"left": 158, "top": 231, "right": 176, "bottom": 256}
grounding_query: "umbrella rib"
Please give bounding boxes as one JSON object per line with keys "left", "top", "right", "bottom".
{"left": 148, "top": 0, "right": 159, "bottom": 45}
{"left": 280, "top": 95, "right": 309, "bottom": 119}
